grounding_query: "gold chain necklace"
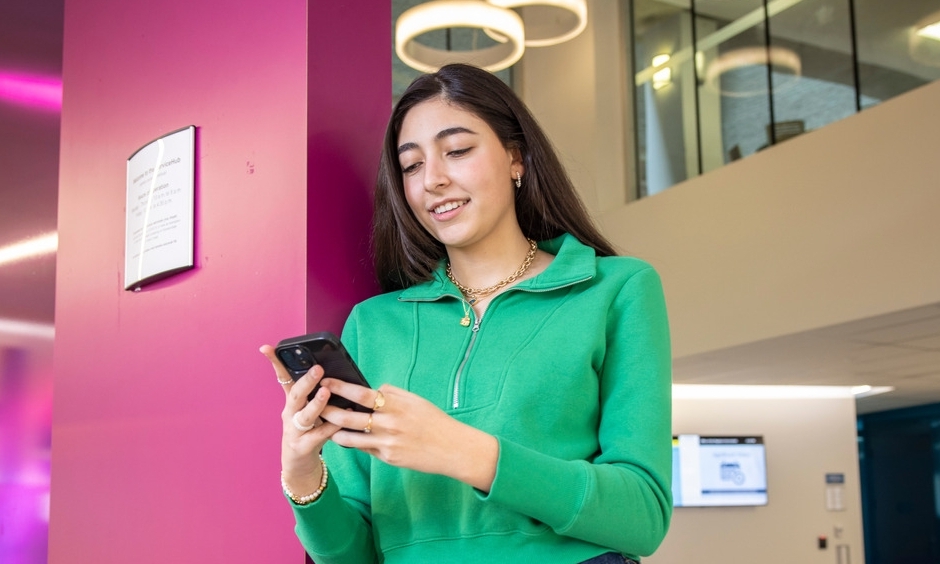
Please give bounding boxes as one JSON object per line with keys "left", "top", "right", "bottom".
{"left": 446, "top": 238, "right": 538, "bottom": 326}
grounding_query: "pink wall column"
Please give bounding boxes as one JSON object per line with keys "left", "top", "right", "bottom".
{"left": 306, "top": 3, "right": 389, "bottom": 332}
{"left": 49, "top": 0, "right": 389, "bottom": 561}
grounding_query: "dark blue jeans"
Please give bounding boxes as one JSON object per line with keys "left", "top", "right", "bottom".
{"left": 579, "top": 552, "right": 638, "bottom": 564}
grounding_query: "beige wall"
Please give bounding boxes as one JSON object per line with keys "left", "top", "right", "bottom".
{"left": 598, "top": 80, "right": 940, "bottom": 358}
{"left": 652, "top": 396, "right": 865, "bottom": 564}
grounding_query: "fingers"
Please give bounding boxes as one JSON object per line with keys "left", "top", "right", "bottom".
{"left": 318, "top": 381, "right": 391, "bottom": 433}
{"left": 262, "top": 343, "right": 344, "bottom": 480}
{"left": 320, "top": 405, "right": 375, "bottom": 435}
{"left": 282, "top": 386, "right": 342, "bottom": 478}
{"left": 288, "top": 365, "right": 325, "bottom": 408}
{"left": 289, "top": 386, "right": 329, "bottom": 432}
{"left": 314, "top": 379, "right": 385, "bottom": 434}
{"left": 320, "top": 384, "right": 391, "bottom": 436}
{"left": 283, "top": 385, "right": 343, "bottom": 451}
{"left": 321, "top": 379, "right": 386, "bottom": 411}
{"left": 259, "top": 344, "right": 328, "bottom": 414}
{"left": 259, "top": 344, "right": 296, "bottom": 392}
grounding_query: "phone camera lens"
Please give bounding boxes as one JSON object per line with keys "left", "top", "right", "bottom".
{"left": 291, "top": 346, "right": 313, "bottom": 369}
{"left": 278, "top": 344, "right": 316, "bottom": 372}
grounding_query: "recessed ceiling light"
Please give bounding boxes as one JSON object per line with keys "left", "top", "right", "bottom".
{"left": 672, "top": 384, "right": 889, "bottom": 400}
{"left": 0, "top": 232, "right": 58, "bottom": 267}
{"left": 0, "top": 318, "right": 55, "bottom": 341}
{"left": 0, "top": 71, "right": 62, "bottom": 111}
{"left": 852, "top": 385, "right": 895, "bottom": 398}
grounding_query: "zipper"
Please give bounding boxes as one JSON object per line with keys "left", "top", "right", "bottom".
{"left": 406, "top": 274, "right": 593, "bottom": 410}
{"left": 448, "top": 276, "right": 591, "bottom": 409}
{"left": 452, "top": 313, "right": 482, "bottom": 409}
{"left": 401, "top": 293, "right": 477, "bottom": 409}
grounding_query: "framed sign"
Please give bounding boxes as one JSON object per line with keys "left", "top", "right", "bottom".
{"left": 124, "top": 125, "right": 195, "bottom": 290}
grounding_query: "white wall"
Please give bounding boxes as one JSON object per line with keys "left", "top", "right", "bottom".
{"left": 654, "top": 396, "right": 865, "bottom": 564}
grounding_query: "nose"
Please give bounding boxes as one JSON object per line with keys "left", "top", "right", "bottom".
{"left": 422, "top": 155, "right": 448, "bottom": 192}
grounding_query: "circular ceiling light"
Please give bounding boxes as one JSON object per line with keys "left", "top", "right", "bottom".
{"left": 395, "top": 0, "right": 525, "bottom": 73}
{"left": 704, "top": 46, "right": 802, "bottom": 98}
{"left": 487, "top": 0, "right": 587, "bottom": 47}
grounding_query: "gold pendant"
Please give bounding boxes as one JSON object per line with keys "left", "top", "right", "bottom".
{"left": 460, "top": 315, "right": 471, "bottom": 327}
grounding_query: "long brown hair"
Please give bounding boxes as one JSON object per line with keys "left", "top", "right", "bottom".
{"left": 373, "top": 63, "right": 616, "bottom": 292}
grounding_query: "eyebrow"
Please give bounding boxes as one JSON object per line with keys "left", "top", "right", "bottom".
{"left": 397, "top": 126, "right": 478, "bottom": 155}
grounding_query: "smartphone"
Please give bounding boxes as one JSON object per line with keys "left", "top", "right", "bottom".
{"left": 274, "top": 331, "right": 372, "bottom": 413}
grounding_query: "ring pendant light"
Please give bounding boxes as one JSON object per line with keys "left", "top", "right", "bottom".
{"left": 395, "top": 0, "right": 525, "bottom": 73}
{"left": 486, "top": 0, "right": 587, "bottom": 47}
{"left": 704, "top": 46, "right": 802, "bottom": 98}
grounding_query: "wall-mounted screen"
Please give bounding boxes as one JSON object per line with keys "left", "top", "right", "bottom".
{"left": 672, "top": 435, "right": 768, "bottom": 507}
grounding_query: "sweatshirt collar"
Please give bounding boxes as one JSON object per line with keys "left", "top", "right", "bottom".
{"left": 398, "top": 233, "right": 597, "bottom": 301}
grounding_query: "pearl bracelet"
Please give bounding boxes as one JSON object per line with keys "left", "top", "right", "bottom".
{"left": 282, "top": 454, "right": 329, "bottom": 506}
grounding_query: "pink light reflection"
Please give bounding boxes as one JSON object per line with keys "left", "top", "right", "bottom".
{"left": 0, "top": 71, "right": 63, "bottom": 112}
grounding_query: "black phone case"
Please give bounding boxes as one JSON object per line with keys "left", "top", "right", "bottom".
{"left": 274, "top": 332, "right": 372, "bottom": 413}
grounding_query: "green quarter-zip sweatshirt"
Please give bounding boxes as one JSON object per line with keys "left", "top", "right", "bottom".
{"left": 290, "top": 233, "right": 673, "bottom": 564}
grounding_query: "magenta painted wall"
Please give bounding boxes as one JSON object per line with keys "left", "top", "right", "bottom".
{"left": 49, "top": 0, "right": 389, "bottom": 561}
{"left": 306, "top": 3, "right": 389, "bottom": 332}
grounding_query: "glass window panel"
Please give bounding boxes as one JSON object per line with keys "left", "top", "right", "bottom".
{"left": 632, "top": 0, "right": 697, "bottom": 197}
{"left": 694, "top": 0, "right": 774, "bottom": 170}
{"left": 767, "top": 0, "right": 857, "bottom": 143}
{"left": 854, "top": 0, "right": 940, "bottom": 110}
{"left": 629, "top": 0, "right": 939, "bottom": 197}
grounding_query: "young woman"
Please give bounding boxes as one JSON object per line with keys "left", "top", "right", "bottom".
{"left": 261, "top": 63, "right": 672, "bottom": 564}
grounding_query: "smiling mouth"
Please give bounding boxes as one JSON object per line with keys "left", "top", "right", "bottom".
{"left": 432, "top": 200, "right": 469, "bottom": 215}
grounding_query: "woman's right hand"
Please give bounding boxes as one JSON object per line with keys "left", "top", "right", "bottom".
{"left": 260, "top": 344, "right": 342, "bottom": 496}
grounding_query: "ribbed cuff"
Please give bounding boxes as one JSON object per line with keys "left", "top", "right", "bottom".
{"left": 476, "top": 436, "right": 591, "bottom": 533}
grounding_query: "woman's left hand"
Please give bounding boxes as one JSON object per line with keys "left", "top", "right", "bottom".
{"left": 319, "top": 379, "right": 499, "bottom": 492}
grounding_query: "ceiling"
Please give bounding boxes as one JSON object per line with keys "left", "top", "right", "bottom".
{"left": 675, "top": 303, "right": 940, "bottom": 414}
{"left": 3, "top": 0, "right": 939, "bottom": 414}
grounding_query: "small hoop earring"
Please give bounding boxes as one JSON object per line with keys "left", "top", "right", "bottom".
{"left": 514, "top": 171, "right": 522, "bottom": 188}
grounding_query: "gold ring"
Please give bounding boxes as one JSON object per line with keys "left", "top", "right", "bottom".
{"left": 372, "top": 391, "right": 386, "bottom": 411}
{"left": 363, "top": 414, "right": 373, "bottom": 434}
